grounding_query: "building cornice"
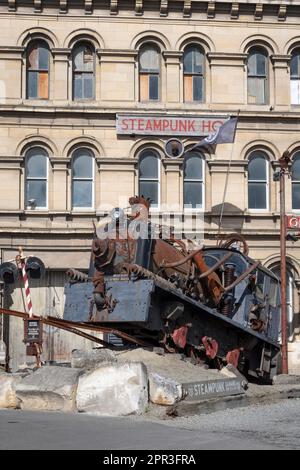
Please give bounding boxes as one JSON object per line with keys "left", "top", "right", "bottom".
{"left": 1, "top": 1, "right": 300, "bottom": 21}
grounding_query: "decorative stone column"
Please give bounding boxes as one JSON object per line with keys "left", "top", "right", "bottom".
{"left": 162, "top": 51, "right": 182, "bottom": 103}
{"left": 0, "top": 47, "right": 24, "bottom": 103}
{"left": 271, "top": 55, "right": 291, "bottom": 108}
{"left": 52, "top": 48, "right": 71, "bottom": 102}
{"left": 50, "top": 158, "right": 69, "bottom": 211}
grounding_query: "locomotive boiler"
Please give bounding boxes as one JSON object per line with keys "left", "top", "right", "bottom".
{"left": 63, "top": 196, "right": 281, "bottom": 382}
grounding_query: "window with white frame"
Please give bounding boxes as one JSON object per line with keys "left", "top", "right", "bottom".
{"left": 25, "top": 147, "right": 48, "bottom": 209}
{"left": 183, "top": 45, "right": 205, "bottom": 103}
{"left": 139, "top": 45, "right": 160, "bottom": 101}
{"left": 139, "top": 150, "right": 160, "bottom": 208}
{"left": 247, "top": 47, "right": 269, "bottom": 105}
{"left": 26, "top": 40, "right": 50, "bottom": 100}
{"left": 72, "top": 148, "right": 94, "bottom": 209}
{"left": 72, "top": 43, "right": 95, "bottom": 101}
{"left": 248, "top": 152, "right": 269, "bottom": 210}
{"left": 184, "top": 152, "right": 204, "bottom": 210}
{"left": 291, "top": 50, "right": 300, "bottom": 105}
{"left": 292, "top": 152, "right": 300, "bottom": 210}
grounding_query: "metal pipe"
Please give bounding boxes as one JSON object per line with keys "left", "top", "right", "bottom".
{"left": 160, "top": 248, "right": 203, "bottom": 269}
{"left": 199, "top": 252, "right": 233, "bottom": 279}
{"left": 280, "top": 166, "right": 288, "bottom": 374}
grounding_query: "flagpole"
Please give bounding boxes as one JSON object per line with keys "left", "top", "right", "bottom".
{"left": 217, "top": 112, "right": 240, "bottom": 240}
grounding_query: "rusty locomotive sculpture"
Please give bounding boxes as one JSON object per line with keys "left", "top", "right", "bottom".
{"left": 64, "top": 196, "right": 281, "bottom": 382}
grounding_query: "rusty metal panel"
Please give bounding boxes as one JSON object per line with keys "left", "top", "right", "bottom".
{"left": 39, "top": 72, "right": 49, "bottom": 99}
{"left": 5, "top": 271, "right": 102, "bottom": 372}
{"left": 139, "top": 74, "right": 148, "bottom": 101}
{"left": 184, "top": 75, "right": 193, "bottom": 102}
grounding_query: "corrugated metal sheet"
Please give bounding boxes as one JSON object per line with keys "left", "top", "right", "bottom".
{"left": 4, "top": 271, "right": 101, "bottom": 372}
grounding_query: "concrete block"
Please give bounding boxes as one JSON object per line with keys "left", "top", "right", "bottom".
{"left": 16, "top": 366, "right": 83, "bottom": 412}
{"left": 76, "top": 362, "right": 148, "bottom": 416}
{"left": 71, "top": 348, "right": 117, "bottom": 370}
{"left": 149, "top": 372, "right": 183, "bottom": 406}
{"left": 0, "top": 374, "right": 21, "bottom": 408}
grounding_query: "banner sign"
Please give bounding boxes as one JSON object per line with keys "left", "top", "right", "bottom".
{"left": 287, "top": 216, "right": 300, "bottom": 229}
{"left": 116, "top": 115, "right": 227, "bottom": 136}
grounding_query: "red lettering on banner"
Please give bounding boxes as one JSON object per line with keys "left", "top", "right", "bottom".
{"left": 145, "top": 120, "right": 153, "bottom": 131}
{"left": 179, "top": 121, "right": 187, "bottom": 132}
{"left": 170, "top": 120, "right": 179, "bottom": 132}
{"left": 121, "top": 119, "right": 129, "bottom": 131}
{"left": 153, "top": 120, "right": 162, "bottom": 131}
{"left": 212, "top": 120, "right": 223, "bottom": 132}
{"left": 163, "top": 120, "right": 170, "bottom": 131}
{"left": 138, "top": 119, "right": 145, "bottom": 131}
{"left": 128, "top": 119, "right": 135, "bottom": 131}
{"left": 202, "top": 121, "right": 212, "bottom": 133}
{"left": 287, "top": 216, "right": 300, "bottom": 229}
{"left": 188, "top": 121, "right": 195, "bottom": 132}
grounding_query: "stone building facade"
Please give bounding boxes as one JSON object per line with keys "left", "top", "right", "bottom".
{"left": 0, "top": 0, "right": 300, "bottom": 371}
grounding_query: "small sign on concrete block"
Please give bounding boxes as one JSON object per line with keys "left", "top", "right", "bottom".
{"left": 76, "top": 362, "right": 148, "bottom": 416}
{"left": 16, "top": 366, "right": 83, "bottom": 412}
{"left": 182, "top": 378, "right": 245, "bottom": 402}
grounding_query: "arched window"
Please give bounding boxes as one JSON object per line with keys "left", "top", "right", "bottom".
{"left": 248, "top": 152, "right": 269, "bottom": 210}
{"left": 72, "top": 43, "right": 95, "bottom": 101}
{"left": 25, "top": 147, "right": 48, "bottom": 209}
{"left": 291, "top": 49, "right": 300, "bottom": 105}
{"left": 292, "top": 152, "right": 300, "bottom": 210}
{"left": 270, "top": 264, "right": 294, "bottom": 340}
{"left": 184, "top": 153, "right": 204, "bottom": 209}
{"left": 26, "top": 41, "right": 50, "bottom": 99}
{"left": 72, "top": 149, "right": 94, "bottom": 209}
{"left": 183, "top": 45, "right": 205, "bottom": 102}
{"left": 247, "top": 47, "right": 268, "bottom": 105}
{"left": 139, "top": 45, "right": 160, "bottom": 101}
{"left": 139, "top": 150, "right": 160, "bottom": 208}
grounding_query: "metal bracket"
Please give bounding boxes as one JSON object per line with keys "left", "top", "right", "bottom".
{"left": 160, "top": 0, "right": 168, "bottom": 17}
{"left": 135, "top": 0, "right": 143, "bottom": 16}
{"left": 207, "top": 1, "right": 215, "bottom": 18}
{"left": 110, "top": 0, "right": 118, "bottom": 15}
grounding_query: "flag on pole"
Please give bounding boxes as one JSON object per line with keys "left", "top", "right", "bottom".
{"left": 191, "top": 117, "right": 238, "bottom": 152}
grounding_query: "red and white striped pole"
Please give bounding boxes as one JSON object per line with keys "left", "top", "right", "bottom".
{"left": 17, "top": 247, "right": 33, "bottom": 318}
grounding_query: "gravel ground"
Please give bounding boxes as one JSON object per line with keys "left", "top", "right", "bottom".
{"left": 138, "top": 398, "right": 300, "bottom": 450}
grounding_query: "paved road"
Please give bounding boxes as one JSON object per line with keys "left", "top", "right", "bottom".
{"left": 0, "top": 399, "right": 299, "bottom": 450}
